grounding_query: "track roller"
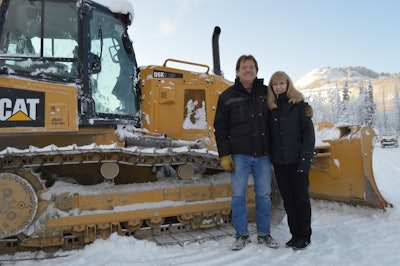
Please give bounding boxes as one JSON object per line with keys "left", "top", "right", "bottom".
{"left": 0, "top": 173, "right": 38, "bottom": 239}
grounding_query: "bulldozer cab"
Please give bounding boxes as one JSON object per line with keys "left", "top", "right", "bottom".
{"left": 0, "top": 0, "right": 139, "bottom": 127}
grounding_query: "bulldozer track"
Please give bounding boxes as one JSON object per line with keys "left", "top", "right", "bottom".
{"left": 0, "top": 223, "right": 255, "bottom": 264}
{"left": 0, "top": 144, "right": 232, "bottom": 255}
{"left": 0, "top": 144, "right": 285, "bottom": 257}
{"left": 0, "top": 144, "right": 221, "bottom": 170}
{"left": 0, "top": 220, "right": 235, "bottom": 259}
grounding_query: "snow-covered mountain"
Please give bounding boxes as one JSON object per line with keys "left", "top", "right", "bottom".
{"left": 295, "top": 66, "right": 398, "bottom": 91}
{"left": 294, "top": 66, "right": 400, "bottom": 109}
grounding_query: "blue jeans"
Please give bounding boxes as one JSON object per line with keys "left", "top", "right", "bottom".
{"left": 231, "top": 154, "right": 272, "bottom": 237}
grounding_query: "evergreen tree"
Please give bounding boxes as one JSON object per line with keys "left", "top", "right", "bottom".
{"left": 326, "top": 86, "right": 341, "bottom": 124}
{"left": 364, "top": 81, "right": 376, "bottom": 126}
{"left": 381, "top": 87, "right": 388, "bottom": 133}
{"left": 357, "top": 84, "right": 367, "bottom": 125}
{"left": 392, "top": 84, "right": 400, "bottom": 135}
{"left": 338, "top": 81, "right": 350, "bottom": 123}
{"left": 342, "top": 81, "right": 350, "bottom": 102}
{"left": 334, "top": 86, "right": 342, "bottom": 123}
{"left": 311, "top": 90, "right": 330, "bottom": 122}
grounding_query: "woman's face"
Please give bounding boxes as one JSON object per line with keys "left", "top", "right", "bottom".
{"left": 272, "top": 78, "right": 288, "bottom": 95}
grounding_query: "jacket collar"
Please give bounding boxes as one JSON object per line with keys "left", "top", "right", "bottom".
{"left": 234, "top": 78, "right": 264, "bottom": 91}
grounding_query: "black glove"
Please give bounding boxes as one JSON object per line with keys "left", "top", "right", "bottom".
{"left": 297, "top": 152, "right": 314, "bottom": 174}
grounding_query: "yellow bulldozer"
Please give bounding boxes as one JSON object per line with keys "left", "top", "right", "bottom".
{"left": 0, "top": 0, "right": 390, "bottom": 254}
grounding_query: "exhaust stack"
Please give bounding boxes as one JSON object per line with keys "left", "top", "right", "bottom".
{"left": 212, "top": 26, "right": 222, "bottom": 76}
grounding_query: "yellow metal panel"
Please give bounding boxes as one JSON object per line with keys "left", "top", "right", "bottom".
{"left": 139, "top": 64, "right": 231, "bottom": 150}
{"left": 309, "top": 123, "right": 390, "bottom": 208}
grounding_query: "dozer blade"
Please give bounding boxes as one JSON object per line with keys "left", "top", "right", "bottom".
{"left": 309, "top": 122, "right": 391, "bottom": 209}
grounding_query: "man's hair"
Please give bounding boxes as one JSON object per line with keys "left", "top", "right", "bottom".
{"left": 235, "top": 55, "right": 259, "bottom": 72}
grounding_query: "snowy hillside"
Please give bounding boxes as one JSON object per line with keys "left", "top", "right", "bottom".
{"left": 294, "top": 66, "right": 400, "bottom": 93}
{"left": 295, "top": 66, "right": 386, "bottom": 90}
{"left": 294, "top": 66, "right": 400, "bottom": 115}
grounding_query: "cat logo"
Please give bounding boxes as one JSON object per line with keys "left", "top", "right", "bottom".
{"left": 0, "top": 88, "right": 45, "bottom": 127}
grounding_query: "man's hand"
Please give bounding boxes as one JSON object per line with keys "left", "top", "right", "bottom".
{"left": 305, "top": 103, "right": 313, "bottom": 118}
{"left": 220, "top": 155, "right": 235, "bottom": 172}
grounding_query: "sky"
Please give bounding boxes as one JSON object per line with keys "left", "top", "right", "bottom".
{"left": 128, "top": 0, "right": 400, "bottom": 83}
{"left": 3, "top": 144, "right": 399, "bottom": 265}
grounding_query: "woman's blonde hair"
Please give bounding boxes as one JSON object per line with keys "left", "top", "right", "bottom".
{"left": 267, "top": 71, "right": 304, "bottom": 110}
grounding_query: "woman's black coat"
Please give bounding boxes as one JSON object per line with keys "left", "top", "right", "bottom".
{"left": 268, "top": 93, "right": 315, "bottom": 173}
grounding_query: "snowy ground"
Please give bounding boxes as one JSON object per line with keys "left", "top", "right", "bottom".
{"left": 3, "top": 145, "right": 400, "bottom": 266}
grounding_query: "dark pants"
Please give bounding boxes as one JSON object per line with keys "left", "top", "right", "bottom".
{"left": 274, "top": 164, "right": 312, "bottom": 241}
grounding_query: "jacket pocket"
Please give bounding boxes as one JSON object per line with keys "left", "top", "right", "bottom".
{"left": 229, "top": 101, "right": 249, "bottom": 125}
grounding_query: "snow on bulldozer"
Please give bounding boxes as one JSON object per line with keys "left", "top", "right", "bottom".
{"left": 0, "top": 0, "right": 389, "bottom": 255}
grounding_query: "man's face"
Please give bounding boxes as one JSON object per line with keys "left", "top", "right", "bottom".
{"left": 236, "top": 59, "right": 257, "bottom": 85}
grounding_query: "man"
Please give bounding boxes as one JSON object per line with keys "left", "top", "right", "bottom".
{"left": 213, "top": 55, "right": 278, "bottom": 251}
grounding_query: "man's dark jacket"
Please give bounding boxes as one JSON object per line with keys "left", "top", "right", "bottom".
{"left": 214, "top": 78, "right": 270, "bottom": 157}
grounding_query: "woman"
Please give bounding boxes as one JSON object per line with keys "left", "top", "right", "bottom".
{"left": 267, "top": 71, "right": 315, "bottom": 250}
